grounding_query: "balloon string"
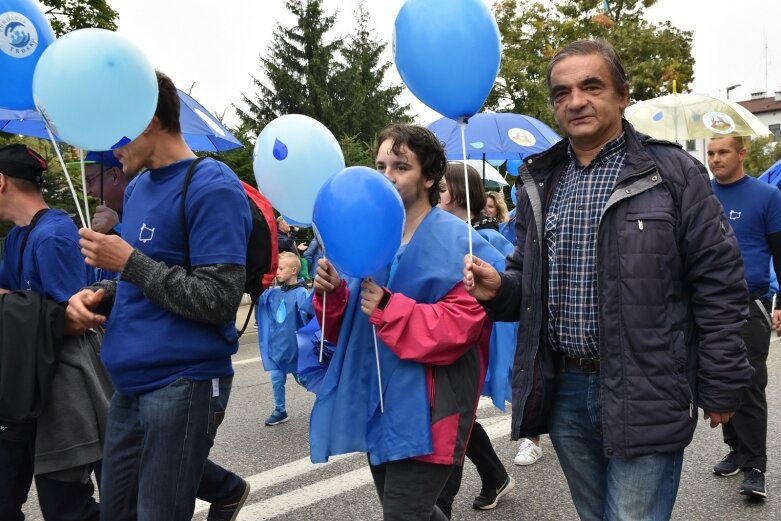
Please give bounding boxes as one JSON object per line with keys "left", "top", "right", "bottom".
{"left": 78, "top": 149, "right": 91, "bottom": 229}
{"left": 318, "top": 252, "right": 327, "bottom": 363}
{"left": 319, "top": 290, "right": 327, "bottom": 363}
{"left": 459, "top": 120, "right": 473, "bottom": 259}
{"left": 372, "top": 324, "right": 384, "bottom": 414}
{"left": 45, "top": 127, "right": 86, "bottom": 228}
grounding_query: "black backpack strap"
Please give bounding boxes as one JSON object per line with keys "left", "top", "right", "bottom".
{"left": 180, "top": 156, "right": 209, "bottom": 272}
{"left": 17, "top": 208, "right": 50, "bottom": 283}
{"left": 179, "top": 156, "right": 248, "bottom": 343}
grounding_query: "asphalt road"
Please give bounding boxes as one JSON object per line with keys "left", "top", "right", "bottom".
{"left": 22, "top": 305, "right": 781, "bottom": 520}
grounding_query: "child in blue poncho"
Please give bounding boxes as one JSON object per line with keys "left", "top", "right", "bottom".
{"left": 258, "top": 252, "right": 313, "bottom": 425}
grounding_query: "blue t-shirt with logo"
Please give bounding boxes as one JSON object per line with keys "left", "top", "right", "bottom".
{"left": 712, "top": 175, "right": 781, "bottom": 297}
{"left": 101, "top": 158, "right": 251, "bottom": 394}
{"left": 0, "top": 210, "right": 85, "bottom": 302}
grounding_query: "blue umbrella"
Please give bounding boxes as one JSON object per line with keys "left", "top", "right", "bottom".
{"left": 759, "top": 159, "right": 781, "bottom": 187}
{"left": 0, "top": 89, "right": 243, "bottom": 152}
{"left": 427, "top": 112, "right": 560, "bottom": 161}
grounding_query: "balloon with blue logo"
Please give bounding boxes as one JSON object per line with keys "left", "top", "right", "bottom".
{"left": 0, "top": 0, "right": 55, "bottom": 109}
{"left": 312, "top": 167, "right": 405, "bottom": 278}
{"left": 394, "top": 0, "right": 501, "bottom": 120}
{"left": 32, "top": 28, "right": 158, "bottom": 150}
{"left": 254, "top": 114, "right": 345, "bottom": 225}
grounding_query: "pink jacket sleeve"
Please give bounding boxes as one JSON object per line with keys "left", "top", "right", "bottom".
{"left": 313, "top": 280, "right": 349, "bottom": 344}
{"left": 368, "top": 283, "right": 487, "bottom": 365}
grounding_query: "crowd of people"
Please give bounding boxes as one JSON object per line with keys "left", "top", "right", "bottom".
{"left": 0, "top": 38, "right": 774, "bottom": 521}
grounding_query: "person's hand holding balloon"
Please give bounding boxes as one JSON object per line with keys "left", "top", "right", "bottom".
{"left": 313, "top": 258, "right": 341, "bottom": 296}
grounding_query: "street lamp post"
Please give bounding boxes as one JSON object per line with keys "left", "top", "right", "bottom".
{"left": 726, "top": 83, "right": 742, "bottom": 100}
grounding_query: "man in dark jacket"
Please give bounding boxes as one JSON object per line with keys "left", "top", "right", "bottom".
{"left": 464, "top": 39, "right": 753, "bottom": 520}
{"left": 0, "top": 144, "right": 98, "bottom": 520}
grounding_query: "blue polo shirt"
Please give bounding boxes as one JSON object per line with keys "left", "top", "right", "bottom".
{"left": 101, "top": 158, "right": 251, "bottom": 394}
{"left": 0, "top": 210, "right": 85, "bottom": 302}
{"left": 712, "top": 175, "right": 781, "bottom": 297}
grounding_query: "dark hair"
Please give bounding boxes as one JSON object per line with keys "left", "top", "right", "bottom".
{"left": 546, "top": 39, "right": 629, "bottom": 104}
{"left": 155, "top": 70, "right": 181, "bottom": 134}
{"left": 375, "top": 124, "right": 447, "bottom": 207}
{"left": 443, "top": 162, "right": 486, "bottom": 216}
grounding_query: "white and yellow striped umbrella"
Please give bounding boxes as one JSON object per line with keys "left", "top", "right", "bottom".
{"left": 625, "top": 93, "right": 770, "bottom": 141}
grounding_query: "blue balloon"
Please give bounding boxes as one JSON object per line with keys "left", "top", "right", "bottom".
{"left": 511, "top": 184, "right": 517, "bottom": 205}
{"left": 506, "top": 159, "right": 523, "bottom": 177}
{"left": 254, "top": 114, "right": 345, "bottom": 225}
{"left": 394, "top": 0, "right": 501, "bottom": 120}
{"left": 0, "top": 0, "right": 55, "bottom": 109}
{"left": 32, "top": 28, "right": 158, "bottom": 150}
{"left": 312, "top": 167, "right": 405, "bottom": 278}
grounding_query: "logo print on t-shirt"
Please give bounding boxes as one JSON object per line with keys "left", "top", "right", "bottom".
{"left": 139, "top": 223, "right": 155, "bottom": 243}
{"left": 729, "top": 210, "right": 741, "bottom": 220}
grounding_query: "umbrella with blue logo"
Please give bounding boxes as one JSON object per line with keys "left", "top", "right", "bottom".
{"left": 427, "top": 112, "right": 561, "bottom": 161}
{"left": 0, "top": 89, "right": 243, "bottom": 152}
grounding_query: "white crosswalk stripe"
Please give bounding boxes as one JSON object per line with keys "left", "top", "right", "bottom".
{"left": 209, "top": 411, "right": 512, "bottom": 520}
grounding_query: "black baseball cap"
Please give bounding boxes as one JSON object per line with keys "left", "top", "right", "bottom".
{"left": 0, "top": 144, "right": 47, "bottom": 185}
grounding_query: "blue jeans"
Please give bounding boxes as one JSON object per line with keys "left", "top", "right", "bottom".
{"left": 548, "top": 369, "right": 683, "bottom": 521}
{"left": 270, "top": 370, "right": 287, "bottom": 412}
{"left": 100, "top": 376, "right": 242, "bottom": 521}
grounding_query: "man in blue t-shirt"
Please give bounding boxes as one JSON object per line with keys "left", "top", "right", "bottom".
{"left": 65, "top": 71, "right": 252, "bottom": 520}
{"left": 0, "top": 144, "right": 98, "bottom": 520}
{"left": 709, "top": 136, "right": 781, "bottom": 499}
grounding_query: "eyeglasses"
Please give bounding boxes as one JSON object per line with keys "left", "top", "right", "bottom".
{"left": 85, "top": 172, "right": 103, "bottom": 186}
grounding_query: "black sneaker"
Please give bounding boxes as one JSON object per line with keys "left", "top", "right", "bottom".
{"left": 472, "top": 475, "right": 515, "bottom": 510}
{"left": 713, "top": 450, "right": 740, "bottom": 476}
{"left": 207, "top": 479, "right": 251, "bottom": 521}
{"left": 740, "top": 468, "right": 767, "bottom": 498}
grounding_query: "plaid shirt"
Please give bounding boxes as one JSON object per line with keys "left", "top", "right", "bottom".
{"left": 545, "top": 134, "right": 627, "bottom": 358}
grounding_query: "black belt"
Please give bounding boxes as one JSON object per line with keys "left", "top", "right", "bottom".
{"left": 563, "top": 356, "right": 601, "bottom": 373}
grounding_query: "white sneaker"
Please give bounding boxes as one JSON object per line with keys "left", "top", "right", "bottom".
{"left": 514, "top": 438, "right": 543, "bottom": 466}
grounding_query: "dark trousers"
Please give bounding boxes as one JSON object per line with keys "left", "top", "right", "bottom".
{"left": 0, "top": 438, "right": 99, "bottom": 521}
{"left": 435, "top": 421, "right": 508, "bottom": 518}
{"left": 369, "top": 457, "right": 453, "bottom": 521}
{"left": 722, "top": 299, "right": 770, "bottom": 472}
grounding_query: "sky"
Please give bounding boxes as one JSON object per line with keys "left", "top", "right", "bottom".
{"left": 47, "top": 0, "right": 781, "bottom": 129}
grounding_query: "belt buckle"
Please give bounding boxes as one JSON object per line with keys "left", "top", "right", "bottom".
{"left": 578, "top": 357, "right": 599, "bottom": 372}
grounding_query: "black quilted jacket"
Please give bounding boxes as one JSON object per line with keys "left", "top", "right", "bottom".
{"left": 486, "top": 120, "right": 754, "bottom": 458}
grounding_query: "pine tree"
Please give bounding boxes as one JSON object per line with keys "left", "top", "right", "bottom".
{"left": 235, "top": 0, "right": 343, "bottom": 135}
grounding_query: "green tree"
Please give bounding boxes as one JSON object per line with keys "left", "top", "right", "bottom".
{"left": 488, "top": 0, "right": 694, "bottom": 129}
{"left": 334, "top": 3, "right": 411, "bottom": 145}
{"left": 41, "top": 0, "right": 118, "bottom": 36}
{"left": 235, "top": 0, "right": 411, "bottom": 163}
{"left": 744, "top": 136, "right": 781, "bottom": 177}
{"left": 236, "top": 0, "right": 343, "bottom": 134}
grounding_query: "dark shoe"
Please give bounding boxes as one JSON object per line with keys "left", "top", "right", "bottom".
{"left": 207, "top": 479, "right": 251, "bottom": 521}
{"left": 264, "top": 409, "right": 289, "bottom": 426}
{"left": 472, "top": 475, "right": 515, "bottom": 510}
{"left": 713, "top": 450, "right": 740, "bottom": 476}
{"left": 740, "top": 468, "right": 767, "bottom": 498}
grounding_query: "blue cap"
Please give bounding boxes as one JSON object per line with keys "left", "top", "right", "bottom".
{"left": 84, "top": 151, "right": 122, "bottom": 170}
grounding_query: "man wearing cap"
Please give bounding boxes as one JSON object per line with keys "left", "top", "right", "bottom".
{"left": 0, "top": 144, "right": 99, "bottom": 520}
{"left": 64, "top": 71, "right": 251, "bottom": 521}
{"left": 83, "top": 151, "right": 129, "bottom": 235}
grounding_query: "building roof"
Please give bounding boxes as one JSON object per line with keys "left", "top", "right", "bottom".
{"left": 738, "top": 96, "right": 781, "bottom": 115}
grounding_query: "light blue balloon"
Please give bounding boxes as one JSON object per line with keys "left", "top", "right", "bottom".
{"left": 394, "top": 0, "right": 501, "bottom": 120}
{"left": 313, "top": 166, "right": 405, "bottom": 278}
{"left": 253, "top": 114, "right": 345, "bottom": 225}
{"left": 506, "top": 159, "right": 522, "bottom": 176}
{"left": 32, "top": 28, "right": 158, "bottom": 150}
{"left": 0, "top": 0, "right": 55, "bottom": 109}
{"left": 488, "top": 159, "right": 505, "bottom": 167}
